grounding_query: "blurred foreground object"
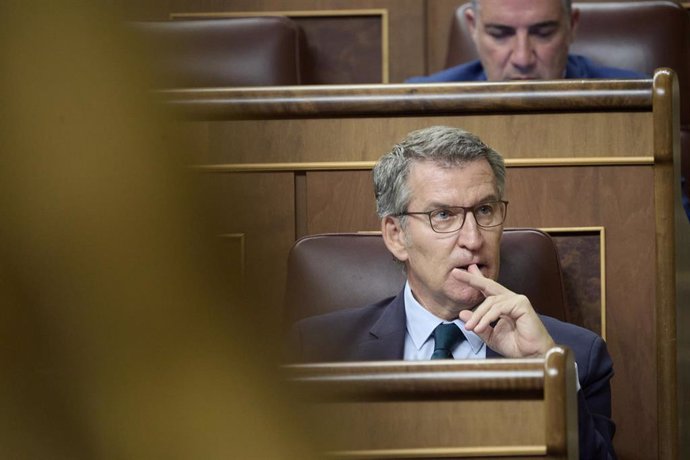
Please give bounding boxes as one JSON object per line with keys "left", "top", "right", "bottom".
{"left": 0, "top": 3, "right": 315, "bottom": 458}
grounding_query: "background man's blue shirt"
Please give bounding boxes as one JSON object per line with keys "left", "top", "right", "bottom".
{"left": 406, "top": 54, "right": 645, "bottom": 83}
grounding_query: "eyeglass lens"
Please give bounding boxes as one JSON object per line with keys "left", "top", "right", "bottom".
{"left": 429, "top": 202, "right": 505, "bottom": 232}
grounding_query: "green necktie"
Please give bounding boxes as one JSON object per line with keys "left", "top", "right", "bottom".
{"left": 431, "top": 323, "right": 464, "bottom": 360}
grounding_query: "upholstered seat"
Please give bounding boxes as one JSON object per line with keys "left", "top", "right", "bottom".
{"left": 128, "top": 17, "right": 303, "bottom": 87}
{"left": 284, "top": 229, "right": 567, "bottom": 324}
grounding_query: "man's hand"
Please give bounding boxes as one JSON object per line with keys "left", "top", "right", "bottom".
{"left": 455, "top": 264, "right": 555, "bottom": 358}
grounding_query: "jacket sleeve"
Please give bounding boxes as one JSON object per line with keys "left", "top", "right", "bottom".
{"left": 576, "top": 334, "right": 617, "bottom": 459}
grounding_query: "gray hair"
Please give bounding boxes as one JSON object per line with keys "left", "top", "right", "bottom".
{"left": 470, "top": 0, "right": 572, "bottom": 16}
{"left": 373, "top": 126, "right": 506, "bottom": 218}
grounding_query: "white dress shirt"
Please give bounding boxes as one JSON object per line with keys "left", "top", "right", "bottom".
{"left": 403, "top": 281, "right": 486, "bottom": 360}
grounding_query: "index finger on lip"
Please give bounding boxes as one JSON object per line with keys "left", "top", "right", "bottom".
{"left": 453, "top": 264, "right": 507, "bottom": 297}
{"left": 452, "top": 266, "right": 491, "bottom": 293}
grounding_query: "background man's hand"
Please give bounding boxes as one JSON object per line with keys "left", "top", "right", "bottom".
{"left": 456, "top": 264, "right": 555, "bottom": 358}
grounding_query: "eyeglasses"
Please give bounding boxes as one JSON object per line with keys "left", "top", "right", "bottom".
{"left": 397, "top": 200, "right": 508, "bottom": 233}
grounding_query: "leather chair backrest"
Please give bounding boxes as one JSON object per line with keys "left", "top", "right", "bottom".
{"left": 284, "top": 228, "right": 567, "bottom": 325}
{"left": 128, "top": 17, "right": 303, "bottom": 88}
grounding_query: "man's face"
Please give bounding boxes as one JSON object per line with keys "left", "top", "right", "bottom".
{"left": 383, "top": 160, "right": 503, "bottom": 319}
{"left": 466, "top": 0, "right": 578, "bottom": 80}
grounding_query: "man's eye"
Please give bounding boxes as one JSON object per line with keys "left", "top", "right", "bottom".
{"left": 531, "top": 26, "right": 557, "bottom": 39}
{"left": 433, "top": 209, "right": 455, "bottom": 220}
{"left": 476, "top": 205, "right": 494, "bottom": 216}
{"left": 488, "top": 31, "right": 508, "bottom": 39}
{"left": 485, "top": 27, "right": 513, "bottom": 40}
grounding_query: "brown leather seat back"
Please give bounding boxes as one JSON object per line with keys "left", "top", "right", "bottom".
{"left": 569, "top": 2, "right": 689, "bottom": 111}
{"left": 284, "top": 228, "right": 567, "bottom": 324}
{"left": 128, "top": 17, "right": 302, "bottom": 87}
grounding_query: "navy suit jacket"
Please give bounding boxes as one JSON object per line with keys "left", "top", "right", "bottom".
{"left": 288, "top": 290, "right": 616, "bottom": 459}
{"left": 406, "top": 54, "right": 645, "bottom": 83}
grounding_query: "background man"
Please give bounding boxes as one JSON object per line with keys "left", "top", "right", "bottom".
{"left": 407, "top": 0, "right": 642, "bottom": 82}
{"left": 288, "top": 126, "right": 616, "bottom": 459}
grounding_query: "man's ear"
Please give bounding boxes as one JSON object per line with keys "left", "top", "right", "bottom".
{"left": 381, "top": 216, "right": 409, "bottom": 263}
{"left": 568, "top": 8, "right": 580, "bottom": 43}
{"left": 464, "top": 5, "right": 479, "bottom": 42}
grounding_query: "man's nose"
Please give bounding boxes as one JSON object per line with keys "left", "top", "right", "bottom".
{"left": 510, "top": 33, "right": 536, "bottom": 71}
{"left": 456, "top": 212, "right": 483, "bottom": 250}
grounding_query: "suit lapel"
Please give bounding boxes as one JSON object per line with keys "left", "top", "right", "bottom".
{"left": 352, "top": 291, "right": 406, "bottom": 360}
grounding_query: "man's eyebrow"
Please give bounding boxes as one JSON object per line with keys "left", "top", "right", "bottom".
{"left": 474, "top": 194, "right": 500, "bottom": 204}
{"left": 528, "top": 20, "right": 560, "bottom": 31}
{"left": 483, "top": 20, "right": 560, "bottom": 32}
{"left": 483, "top": 24, "right": 516, "bottom": 33}
{"left": 427, "top": 195, "right": 500, "bottom": 209}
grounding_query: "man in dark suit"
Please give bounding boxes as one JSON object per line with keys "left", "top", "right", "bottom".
{"left": 288, "top": 126, "right": 616, "bottom": 459}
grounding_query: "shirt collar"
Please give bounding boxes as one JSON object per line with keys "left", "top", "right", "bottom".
{"left": 403, "top": 281, "right": 484, "bottom": 355}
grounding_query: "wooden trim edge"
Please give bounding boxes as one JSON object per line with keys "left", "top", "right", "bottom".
{"left": 190, "top": 157, "right": 654, "bottom": 173}
{"left": 325, "top": 445, "right": 546, "bottom": 458}
{"left": 171, "top": 8, "right": 389, "bottom": 19}
{"left": 652, "top": 67, "right": 679, "bottom": 460}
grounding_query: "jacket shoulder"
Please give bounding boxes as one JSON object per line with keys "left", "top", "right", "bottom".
{"left": 285, "top": 297, "right": 395, "bottom": 363}
{"left": 405, "top": 60, "right": 485, "bottom": 83}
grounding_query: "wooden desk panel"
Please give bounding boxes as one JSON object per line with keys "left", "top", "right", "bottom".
{"left": 200, "top": 172, "right": 295, "bottom": 319}
{"left": 202, "top": 112, "right": 652, "bottom": 165}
